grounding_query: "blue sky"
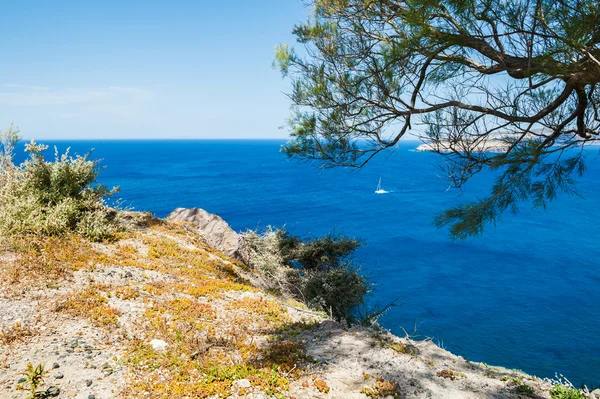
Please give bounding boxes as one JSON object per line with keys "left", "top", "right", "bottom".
{"left": 0, "top": 1, "right": 308, "bottom": 139}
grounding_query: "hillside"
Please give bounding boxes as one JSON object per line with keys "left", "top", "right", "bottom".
{"left": 0, "top": 215, "right": 568, "bottom": 399}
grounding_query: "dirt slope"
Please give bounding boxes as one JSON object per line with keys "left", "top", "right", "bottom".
{"left": 0, "top": 220, "right": 554, "bottom": 399}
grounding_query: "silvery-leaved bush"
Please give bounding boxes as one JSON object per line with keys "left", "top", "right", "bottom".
{"left": 0, "top": 126, "right": 125, "bottom": 241}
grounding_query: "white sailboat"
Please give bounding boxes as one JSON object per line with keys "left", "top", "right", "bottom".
{"left": 375, "top": 177, "right": 388, "bottom": 194}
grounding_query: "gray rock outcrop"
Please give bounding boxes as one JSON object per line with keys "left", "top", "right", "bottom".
{"left": 166, "top": 207, "right": 247, "bottom": 262}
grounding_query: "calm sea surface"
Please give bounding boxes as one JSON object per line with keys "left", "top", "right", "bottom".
{"left": 15, "top": 140, "right": 600, "bottom": 385}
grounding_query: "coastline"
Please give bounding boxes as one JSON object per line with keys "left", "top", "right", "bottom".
{"left": 6, "top": 139, "right": 599, "bottom": 385}
{"left": 0, "top": 212, "right": 573, "bottom": 399}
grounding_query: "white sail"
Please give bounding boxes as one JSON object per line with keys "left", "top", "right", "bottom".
{"left": 375, "top": 177, "right": 388, "bottom": 194}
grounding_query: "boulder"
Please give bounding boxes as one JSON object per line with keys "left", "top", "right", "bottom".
{"left": 166, "top": 208, "right": 247, "bottom": 262}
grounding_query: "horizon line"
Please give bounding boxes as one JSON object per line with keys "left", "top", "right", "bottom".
{"left": 20, "top": 137, "right": 424, "bottom": 142}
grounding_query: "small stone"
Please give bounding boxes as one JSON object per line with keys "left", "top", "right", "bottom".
{"left": 52, "top": 362, "right": 60, "bottom": 369}
{"left": 67, "top": 339, "right": 78, "bottom": 349}
{"left": 46, "top": 386, "right": 60, "bottom": 397}
{"left": 17, "top": 377, "right": 27, "bottom": 384}
{"left": 236, "top": 379, "right": 251, "bottom": 388}
{"left": 88, "top": 395, "right": 96, "bottom": 399}
{"left": 149, "top": 339, "right": 168, "bottom": 351}
{"left": 85, "top": 380, "right": 93, "bottom": 387}
{"left": 124, "top": 271, "right": 133, "bottom": 278}
{"left": 54, "top": 372, "right": 64, "bottom": 379}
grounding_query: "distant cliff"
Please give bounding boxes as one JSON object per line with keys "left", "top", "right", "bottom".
{"left": 415, "top": 140, "right": 509, "bottom": 153}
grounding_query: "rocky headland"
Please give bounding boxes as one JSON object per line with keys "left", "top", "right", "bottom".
{"left": 0, "top": 209, "right": 590, "bottom": 399}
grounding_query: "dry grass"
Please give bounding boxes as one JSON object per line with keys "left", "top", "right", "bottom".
{"left": 313, "top": 378, "right": 330, "bottom": 394}
{"left": 389, "top": 342, "right": 415, "bottom": 356}
{"left": 227, "top": 296, "right": 289, "bottom": 328}
{"left": 361, "top": 375, "right": 402, "bottom": 398}
{"left": 437, "top": 369, "right": 468, "bottom": 381}
{"left": 0, "top": 322, "right": 37, "bottom": 346}
{"left": 124, "top": 294, "right": 304, "bottom": 399}
{"left": 55, "top": 285, "right": 122, "bottom": 327}
{"left": 118, "top": 229, "right": 314, "bottom": 398}
{"left": 3, "top": 221, "right": 320, "bottom": 399}
{"left": 1, "top": 236, "right": 77, "bottom": 293}
{"left": 113, "top": 285, "right": 140, "bottom": 300}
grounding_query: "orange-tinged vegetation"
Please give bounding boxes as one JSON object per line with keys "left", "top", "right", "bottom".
{"left": 3, "top": 222, "right": 319, "bottom": 398}
{"left": 55, "top": 285, "right": 122, "bottom": 327}
{"left": 361, "top": 375, "right": 403, "bottom": 398}
{"left": 313, "top": 378, "right": 330, "bottom": 394}
{"left": 113, "top": 284, "right": 140, "bottom": 300}
{"left": 0, "top": 322, "right": 37, "bottom": 346}
{"left": 437, "top": 369, "right": 468, "bottom": 381}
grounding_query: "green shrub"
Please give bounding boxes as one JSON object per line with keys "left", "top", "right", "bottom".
{"left": 243, "top": 227, "right": 370, "bottom": 323}
{"left": 242, "top": 228, "right": 301, "bottom": 294}
{"left": 0, "top": 123, "right": 20, "bottom": 173}
{"left": 516, "top": 384, "right": 534, "bottom": 394}
{"left": 0, "top": 129, "right": 123, "bottom": 241}
{"left": 550, "top": 385, "right": 585, "bottom": 399}
{"left": 280, "top": 231, "right": 368, "bottom": 322}
{"left": 20, "top": 363, "right": 48, "bottom": 399}
{"left": 300, "top": 264, "right": 369, "bottom": 322}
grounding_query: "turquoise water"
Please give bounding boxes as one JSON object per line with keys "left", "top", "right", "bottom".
{"left": 15, "top": 140, "right": 600, "bottom": 386}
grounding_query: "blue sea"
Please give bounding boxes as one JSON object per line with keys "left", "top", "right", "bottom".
{"left": 15, "top": 139, "right": 600, "bottom": 386}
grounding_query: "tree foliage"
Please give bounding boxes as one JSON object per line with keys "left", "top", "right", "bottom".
{"left": 278, "top": 230, "right": 361, "bottom": 271}
{"left": 275, "top": 0, "right": 600, "bottom": 238}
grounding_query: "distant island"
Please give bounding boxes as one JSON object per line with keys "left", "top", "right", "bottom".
{"left": 415, "top": 140, "right": 510, "bottom": 153}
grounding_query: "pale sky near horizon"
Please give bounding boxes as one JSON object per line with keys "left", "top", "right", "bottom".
{"left": 0, "top": 1, "right": 309, "bottom": 140}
